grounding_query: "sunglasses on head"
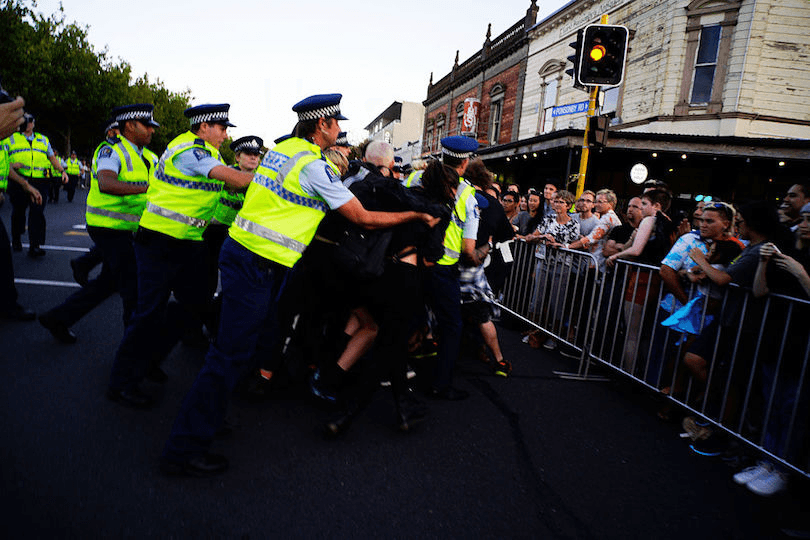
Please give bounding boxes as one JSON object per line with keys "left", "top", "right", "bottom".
{"left": 704, "top": 202, "right": 734, "bottom": 219}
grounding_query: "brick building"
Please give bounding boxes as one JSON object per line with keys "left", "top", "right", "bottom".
{"left": 421, "top": 1, "right": 540, "bottom": 156}
{"left": 477, "top": 0, "right": 810, "bottom": 204}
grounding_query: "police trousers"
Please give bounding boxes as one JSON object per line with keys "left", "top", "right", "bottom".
{"left": 163, "top": 237, "right": 289, "bottom": 459}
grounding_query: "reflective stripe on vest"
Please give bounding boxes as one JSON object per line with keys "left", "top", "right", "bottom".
{"left": 437, "top": 179, "right": 474, "bottom": 266}
{"left": 219, "top": 196, "right": 242, "bottom": 210}
{"left": 233, "top": 215, "right": 307, "bottom": 253}
{"left": 86, "top": 206, "right": 140, "bottom": 222}
{"left": 145, "top": 202, "right": 208, "bottom": 229}
{"left": 251, "top": 151, "right": 328, "bottom": 213}
{"left": 404, "top": 170, "right": 423, "bottom": 188}
{"left": 153, "top": 168, "right": 221, "bottom": 191}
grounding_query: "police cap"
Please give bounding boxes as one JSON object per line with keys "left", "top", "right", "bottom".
{"left": 184, "top": 104, "right": 236, "bottom": 127}
{"left": 112, "top": 103, "right": 160, "bottom": 127}
{"left": 292, "top": 94, "right": 348, "bottom": 122}
{"left": 230, "top": 135, "right": 264, "bottom": 154}
{"left": 103, "top": 117, "right": 119, "bottom": 134}
{"left": 334, "top": 132, "right": 350, "bottom": 148}
{"left": 440, "top": 135, "right": 478, "bottom": 160}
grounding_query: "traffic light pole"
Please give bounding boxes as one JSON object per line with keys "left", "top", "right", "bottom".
{"left": 574, "top": 85, "right": 600, "bottom": 199}
{"left": 574, "top": 13, "right": 609, "bottom": 199}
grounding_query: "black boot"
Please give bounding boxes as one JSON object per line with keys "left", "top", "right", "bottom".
{"left": 394, "top": 388, "right": 428, "bottom": 432}
{"left": 324, "top": 400, "right": 360, "bottom": 437}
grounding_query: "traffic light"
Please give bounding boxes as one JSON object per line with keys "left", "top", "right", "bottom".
{"left": 578, "top": 24, "right": 629, "bottom": 86}
{"left": 565, "top": 29, "right": 586, "bottom": 91}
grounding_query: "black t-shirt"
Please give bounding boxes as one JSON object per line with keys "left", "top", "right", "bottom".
{"left": 607, "top": 223, "right": 634, "bottom": 245}
{"left": 474, "top": 191, "right": 515, "bottom": 248}
{"left": 638, "top": 211, "right": 676, "bottom": 266}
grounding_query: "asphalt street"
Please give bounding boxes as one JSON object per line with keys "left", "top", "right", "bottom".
{"left": 0, "top": 188, "right": 801, "bottom": 539}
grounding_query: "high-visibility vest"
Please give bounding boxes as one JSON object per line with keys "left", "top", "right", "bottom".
{"left": 0, "top": 139, "right": 9, "bottom": 191}
{"left": 212, "top": 170, "right": 246, "bottom": 226}
{"left": 85, "top": 135, "right": 152, "bottom": 231}
{"left": 404, "top": 170, "right": 422, "bottom": 188}
{"left": 7, "top": 132, "right": 51, "bottom": 178}
{"left": 437, "top": 178, "right": 475, "bottom": 266}
{"left": 66, "top": 158, "right": 82, "bottom": 175}
{"left": 138, "top": 131, "right": 224, "bottom": 241}
{"left": 229, "top": 137, "right": 336, "bottom": 268}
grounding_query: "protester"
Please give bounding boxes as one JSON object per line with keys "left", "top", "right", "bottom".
{"left": 606, "top": 189, "right": 675, "bottom": 370}
{"left": 524, "top": 190, "right": 579, "bottom": 350}
{"left": 459, "top": 158, "right": 513, "bottom": 376}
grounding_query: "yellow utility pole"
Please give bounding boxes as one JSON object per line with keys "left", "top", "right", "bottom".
{"left": 574, "top": 13, "right": 609, "bottom": 199}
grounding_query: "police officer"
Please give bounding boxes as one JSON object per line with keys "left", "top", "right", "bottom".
{"left": 6, "top": 113, "right": 69, "bottom": 256}
{"left": 0, "top": 95, "right": 41, "bottom": 320}
{"left": 161, "top": 94, "right": 438, "bottom": 476}
{"left": 64, "top": 150, "right": 82, "bottom": 202}
{"left": 38, "top": 104, "right": 160, "bottom": 344}
{"left": 420, "top": 136, "right": 480, "bottom": 400}
{"left": 106, "top": 103, "right": 253, "bottom": 409}
{"left": 330, "top": 131, "right": 351, "bottom": 158}
{"left": 203, "top": 135, "right": 263, "bottom": 330}
{"left": 69, "top": 119, "right": 120, "bottom": 287}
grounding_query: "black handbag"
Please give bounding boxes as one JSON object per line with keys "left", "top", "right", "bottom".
{"left": 330, "top": 225, "right": 392, "bottom": 280}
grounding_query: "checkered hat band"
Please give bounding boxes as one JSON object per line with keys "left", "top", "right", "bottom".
{"left": 189, "top": 111, "right": 229, "bottom": 124}
{"left": 442, "top": 147, "right": 472, "bottom": 159}
{"left": 297, "top": 104, "right": 341, "bottom": 121}
{"left": 235, "top": 141, "right": 260, "bottom": 152}
{"left": 116, "top": 110, "right": 153, "bottom": 122}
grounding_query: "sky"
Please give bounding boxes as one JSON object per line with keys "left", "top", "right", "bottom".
{"left": 35, "top": 0, "right": 571, "bottom": 144}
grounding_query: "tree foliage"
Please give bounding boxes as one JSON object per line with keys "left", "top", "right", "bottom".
{"left": 0, "top": 0, "right": 192, "bottom": 158}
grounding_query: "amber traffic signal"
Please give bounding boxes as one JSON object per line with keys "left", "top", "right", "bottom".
{"left": 578, "top": 24, "right": 629, "bottom": 86}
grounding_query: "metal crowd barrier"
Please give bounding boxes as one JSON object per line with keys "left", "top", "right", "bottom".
{"left": 499, "top": 240, "right": 600, "bottom": 369}
{"left": 498, "top": 243, "right": 810, "bottom": 479}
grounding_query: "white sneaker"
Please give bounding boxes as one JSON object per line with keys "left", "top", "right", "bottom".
{"left": 521, "top": 335, "right": 530, "bottom": 344}
{"left": 746, "top": 469, "right": 788, "bottom": 496}
{"left": 543, "top": 338, "right": 557, "bottom": 350}
{"left": 733, "top": 462, "right": 771, "bottom": 485}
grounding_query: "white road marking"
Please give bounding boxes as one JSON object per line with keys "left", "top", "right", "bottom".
{"left": 15, "top": 278, "right": 81, "bottom": 288}
{"left": 19, "top": 243, "right": 90, "bottom": 253}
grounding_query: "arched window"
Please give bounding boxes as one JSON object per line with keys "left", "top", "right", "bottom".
{"left": 537, "top": 60, "right": 565, "bottom": 135}
{"left": 435, "top": 113, "right": 446, "bottom": 145}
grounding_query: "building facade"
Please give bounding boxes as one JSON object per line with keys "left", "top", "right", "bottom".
{"left": 478, "top": 0, "right": 810, "bottom": 202}
{"left": 420, "top": 1, "right": 540, "bottom": 156}
{"left": 365, "top": 101, "right": 425, "bottom": 152}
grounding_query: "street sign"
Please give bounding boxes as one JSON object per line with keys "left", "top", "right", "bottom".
{"left": 551, "top": 100, "right": 589, "bottom": 118}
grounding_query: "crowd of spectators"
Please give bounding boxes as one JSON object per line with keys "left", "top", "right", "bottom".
{"left": 499, "top": 178, "right": 810, "bottom": 497}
